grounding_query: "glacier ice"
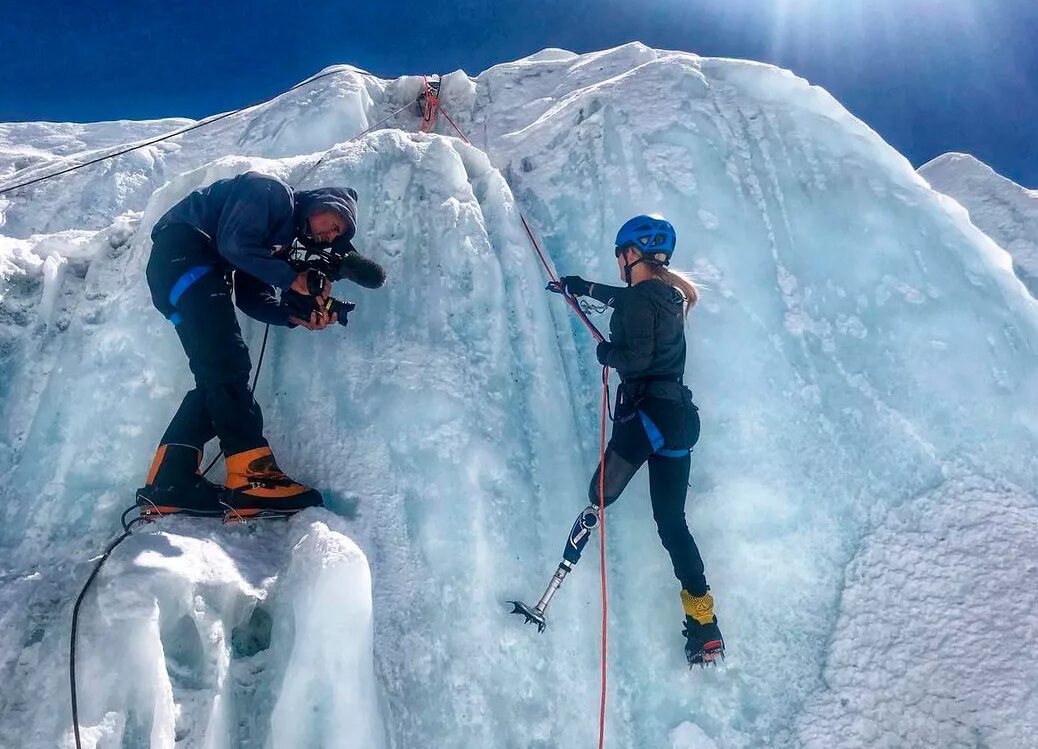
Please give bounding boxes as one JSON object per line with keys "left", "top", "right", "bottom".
{"left": 920, "top": 152, "right": 1038, "bottom": 297}
{"left": 2, "top": 44, "right": 1037, "bottom": 748}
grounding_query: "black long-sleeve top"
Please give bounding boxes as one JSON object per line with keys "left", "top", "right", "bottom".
{"left": 587, "top": 278, "right": 687, "bottom": 382}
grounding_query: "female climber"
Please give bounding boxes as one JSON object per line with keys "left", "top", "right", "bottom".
{"left": 511, "top": 214, "right": 724, "bottom": 666}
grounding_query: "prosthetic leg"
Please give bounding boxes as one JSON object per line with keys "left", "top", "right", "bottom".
{"left": 509, "top": 505, "right": 600, "bottom": 632}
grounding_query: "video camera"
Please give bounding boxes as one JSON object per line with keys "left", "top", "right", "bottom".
{"left": 278, "top": 236, "right": 386, "bottom": 327}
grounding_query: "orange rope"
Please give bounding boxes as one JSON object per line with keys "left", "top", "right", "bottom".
{"left": 597, "top": 366, "right": 610, "bottom": 749}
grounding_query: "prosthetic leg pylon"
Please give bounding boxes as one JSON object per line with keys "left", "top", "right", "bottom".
{"left": 508, "top": 505, "right": 600, "bottom": 632}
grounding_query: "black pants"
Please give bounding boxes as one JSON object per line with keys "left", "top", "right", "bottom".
{"left": 147, "top": 228, "right": 266, "bottom": 457}
{"left": 588, "top": 391, "right": 707, "bottom": 596}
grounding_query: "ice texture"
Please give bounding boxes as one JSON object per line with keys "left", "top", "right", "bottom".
{"left": 1, "top": 44, "right": 1037, "bottom": 748}
{"left": 920, "top": 152, "right": 1038, "bottom": 297}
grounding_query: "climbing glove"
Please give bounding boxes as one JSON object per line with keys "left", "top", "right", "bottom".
{"left": 596, "top": 341, "right": 615, "bottom": 366}
{"left": 560, "top": 275, "right": 592, "bottom": 297}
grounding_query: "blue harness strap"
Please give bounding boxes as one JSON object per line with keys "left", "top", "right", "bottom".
{"left": 638, "top": 410, "right": 690, "bottom": 459}
{"left": 166, "top": 265, "right": 214, "bottom": 326}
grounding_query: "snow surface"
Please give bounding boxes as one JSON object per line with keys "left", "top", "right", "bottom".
{"left": 2, "top": 43, "right": 1038, "bottom": 748}
{"left": 920, "top": 152, "right": 1038, "bottom": 297}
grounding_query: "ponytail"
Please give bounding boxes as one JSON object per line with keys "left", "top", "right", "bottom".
{"left": 654, "top": 266, "right": 698, "bottom": 318}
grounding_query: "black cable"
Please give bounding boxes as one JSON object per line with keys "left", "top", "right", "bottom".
{"left": 120, "top": 503, "right": 139, "bottom": 532}
{"left": 251, "top": 324, "right": 271, "bottom": 394}
{"left": 0, "top": 68, "right": 353, "bottom": 198}
{"left": 70, "top": 515, "right": 146, "bottom": 749}
{"left": 200, "top": 323, "right": 270, "bottom": 477}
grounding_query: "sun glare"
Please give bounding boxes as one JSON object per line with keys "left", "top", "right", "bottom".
{"left": 764, "top": 0, "right": 985, "bottom": 64}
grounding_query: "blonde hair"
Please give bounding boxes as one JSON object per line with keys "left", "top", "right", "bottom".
{"left": 622, "top": 246, "right": 699, "bottom": 318}
{"left": 654, "top": 265, "right": 698, "bottom": 317}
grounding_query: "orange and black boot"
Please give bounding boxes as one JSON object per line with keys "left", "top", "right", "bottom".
{"left": 224, "top": 447, "right": 323, "bottom": 519}
{"left": 681, "top": 589, "right": 726, "bottom": 667}
{"left": 136, "top": 444, "right": 227, "bottom": 518}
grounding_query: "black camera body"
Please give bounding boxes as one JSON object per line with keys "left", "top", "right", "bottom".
{"left": 277, "top": 236, "right": 386, "bottom": 327}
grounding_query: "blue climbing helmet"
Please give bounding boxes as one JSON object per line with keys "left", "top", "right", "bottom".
{"left": 614, "top": 214, "right": 676, "bottom": 265}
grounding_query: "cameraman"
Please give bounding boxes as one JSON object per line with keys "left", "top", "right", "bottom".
{"left": 141, "top": 170, "right": 377, "bottom": 518}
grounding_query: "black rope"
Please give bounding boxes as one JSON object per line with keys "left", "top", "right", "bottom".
{"left": 70, "top": 514, "right": 147, "bottom": 749}
{"left": 0, "top": 68, "right": 354, "bottom": 198}
{"left": 200, "top": 323, "right": 270, "bottom": 477}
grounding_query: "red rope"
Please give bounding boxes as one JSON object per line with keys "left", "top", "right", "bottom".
{"left": 438, "top": 105, "right": 471, "bottom": 145}
{"left": 518, "top": 213, "right": 559, "bottom": 284}
{"left": 437, "top": 103, "right": 556, "bottom": 285}
{"left": 597, "top": 366, "right": 610, "bottom": 749}
{"left": 439, "top": 98, "right": 611, "bottom": 747}
{"left": 288, "top": 99, "right": 415, "bottom": 189}
{"left": 419, "top": 76, "right": 440, "bottom": 134}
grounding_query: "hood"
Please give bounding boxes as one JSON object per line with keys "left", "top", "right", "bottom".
{"left": 294, "top": 186, "right": 358, "bottom": 241}
{"left": 641, "top": 277, "right": 686, "bottom": 315}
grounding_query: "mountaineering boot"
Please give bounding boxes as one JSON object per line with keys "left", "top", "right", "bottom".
{"left": 136, "top": 444, "right": 227, "bottom": 517}
{"left": 681, "top": 589, "right": 725, "bottom": 667}
{"left": 224, "top": 447, "right": 323, "bottom": 518}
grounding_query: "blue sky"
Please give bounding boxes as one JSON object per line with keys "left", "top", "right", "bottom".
{"left": 2, "top": 0, "right": 1035, "bottom": 185}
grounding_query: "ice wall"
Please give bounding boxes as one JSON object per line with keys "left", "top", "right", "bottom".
{"left": 2, "top": 44, "right": 1037, "bottom": 748}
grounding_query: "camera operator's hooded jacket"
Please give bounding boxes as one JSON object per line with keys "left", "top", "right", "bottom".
{"left": 149, "top": 171, "right": 358, "bottom": 325}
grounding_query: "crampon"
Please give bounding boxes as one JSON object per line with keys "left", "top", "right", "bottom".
{"left": 685, "top": 633, "right": 726, "bottom": 668}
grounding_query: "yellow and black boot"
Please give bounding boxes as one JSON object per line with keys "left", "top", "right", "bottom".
{"left": 681, "top": 589, "right": 725, "bottom": 666}
{"left": 136, "top": 444, "right": 227, "bottom": 518}
{"left": 224, "top": 447, "right": 323, "bottom": 519}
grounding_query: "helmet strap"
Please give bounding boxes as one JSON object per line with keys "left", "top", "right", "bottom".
{"left": 624, "top": 256, "right": 648, "bottom": 287}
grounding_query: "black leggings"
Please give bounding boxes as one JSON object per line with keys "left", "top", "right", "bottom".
{"left": 588, "top": 396, "right": 707, "bottom": 596}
